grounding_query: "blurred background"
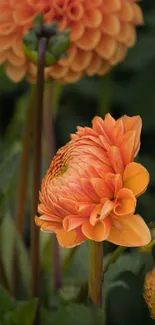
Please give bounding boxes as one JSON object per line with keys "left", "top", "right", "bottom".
{"left": 0, "top": 0, "right": 155, "bottom": 324}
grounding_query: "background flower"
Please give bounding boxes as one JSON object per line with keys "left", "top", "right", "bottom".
{"left": 36, "top": 114, "right": 151, "bottom": 248}
{"left": 0, "top": 0, "right": 143, "bottom": 83}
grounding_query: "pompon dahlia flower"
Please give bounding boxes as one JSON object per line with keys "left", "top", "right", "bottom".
{"left": 0, "top": 0, "right": 143, "bottom": 83}
{"left": 35, "top": 114, "right": 151, "bottom": 248}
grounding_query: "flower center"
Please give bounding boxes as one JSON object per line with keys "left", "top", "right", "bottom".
{"left": 49, "top": 147, "right": 69, "bottom": 179}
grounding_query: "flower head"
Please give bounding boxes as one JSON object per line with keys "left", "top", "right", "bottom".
{"left": 35, "top": 114, "right": 151, "bottom": 248}
{"left": 0, "top": 0, "right": 143, "bottom": 83}
{"left": 144, "top": 267, "right": 155, "bottom": 319}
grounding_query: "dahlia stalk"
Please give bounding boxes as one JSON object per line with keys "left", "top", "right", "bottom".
{"left": 89, "top": 241, "right": 103, "bottom": 307}
{"left": 36, "top": 114, "right": 151, "bottom": 306}
{"left": 31, "top": 35, "right": 47, "bottom": 298}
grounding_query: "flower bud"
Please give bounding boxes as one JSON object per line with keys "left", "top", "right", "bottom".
{"left": 144, "top": 267, "right": 155, "bottom": 319}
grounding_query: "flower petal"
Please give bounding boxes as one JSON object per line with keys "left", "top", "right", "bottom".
{"left": 63, "top": 215, "right": 85, "bottom": 231}
{"left": 107, "top": 146, "right": 124, "bottom": 173}
{"left": 114, "top": 188, "right": 136, "bottom": 217}
{"left": 57, "top": 227, "right": 86, "bottom": 248}
{"left": 120, "top": 131, "right": 136, "bottom": 166}
{"left": 35, "top": 216, "right": 62, "bottom": 233}
{"left": 82, "top": 217, "right": 111, "bottom": 241}
{"left": 120, "top": 115, "right": 142, "bottom": 156}
{"left": 123, "top": 162, "right": 150, "bottom": 197}
{"left": 107, "top": 214, "right": 151, "bottom": 247}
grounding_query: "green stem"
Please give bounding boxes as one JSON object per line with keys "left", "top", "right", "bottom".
{"left": 43, "top": 82, "right": 62, "bottom": 292}
{"left": 31, "top": 37, "right": 47, "bottom": 299}
{"left": 76, "top": 245, "right": 127, "bottom": 303}
{"left": 89, "top": 241, "right": 103, "bottom": 307}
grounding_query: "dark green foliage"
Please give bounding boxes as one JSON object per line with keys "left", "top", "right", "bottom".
{"left": 0, "top": 1, "right": 155, "bottom": 324}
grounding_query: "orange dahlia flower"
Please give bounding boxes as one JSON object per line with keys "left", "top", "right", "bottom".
{"left": 35, "top": 114, "right": 151, "bottom": 248}
{"left": 144, "top": 267, "right": 155, "bottom": 320}
{"left": 0, "top": 0, "right": 143, "bottom": 83}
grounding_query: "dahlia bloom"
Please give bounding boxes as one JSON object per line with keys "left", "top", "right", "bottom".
{"left": 35, "top": 114, "right": 151, "bottom": 248}
{"left": 0, "top": 0, "right": 143, "bottom": 83}
{"left": 144, "top": 267, "right": 155, "bottom": 319}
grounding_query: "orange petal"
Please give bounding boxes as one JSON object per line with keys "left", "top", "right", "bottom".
{"left": 63, "top": 216, "right": 85, "bottom": 231}
{"left": 123, "top": 162, "right": 150, "bottom": 197}
{"left": 107, "top": 214, "right": 151, "bottom": 247}
{"left": 35, "top": 216, "right": 62, "bottom": 233}
{"left": 105, "top": 173, "right": 122, "bottom": 197}
{"left": 120, "top": 131, "right": 136, "bottom": 166}
{"left": 91, "top": 178, "right": 113, "bottom": 199}
{"left": 89, "top": 203, "right": 103, "bottom": 226}
{"left": 82, "top": 217, "right": 111, "bottom": 241}
{"left": 56, "top": 227, "right": 86, "bottom": 248}
{"left": 114, "top": 188, "right": 136, "bottom": 217}
{"left": 108, "top": 146, "right": 124, "bottom": 173}
{"left": 120, "top": 115, "right": 142, "bottom": 156}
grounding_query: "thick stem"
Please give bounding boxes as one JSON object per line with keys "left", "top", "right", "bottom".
{"left": 89, "top": 241, "right": 103, "bottom": 308}
{"left": 12, "top": 89, "right": 34, "bottom": 298}
{"left": 43, "top": 82, "right": 62, "bottom": 292}
{"left": 31, "top": 37, "right": 47, "bottom": 298}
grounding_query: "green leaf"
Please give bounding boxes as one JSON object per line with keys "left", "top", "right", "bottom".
{"left": 41, "top": 304, "right": 105, "bottom": 325}
{"left": 106, "top": 271, "right": 149, "bottom": 325}
{"left": 0, "top": 150, "right": 20, "bottom": 195}
{"left": 5, "top": 299, "right": 38, "bottom": 325}
{"left": 0, "top": 287, "right": 15, "bottom": 318}
{"left": 0, "top": 212, "right": 30, "bottom": 294}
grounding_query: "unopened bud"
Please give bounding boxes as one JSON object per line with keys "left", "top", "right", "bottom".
{"left": 23, "top": 14, "right": 70, "bottom": 67}
{"left": 144, "top": 267, "right": 155, "bottom": 319}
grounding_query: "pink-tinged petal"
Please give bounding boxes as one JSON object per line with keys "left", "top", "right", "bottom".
{"left": 35, "top": 216, "right": 62, "bottom": 233}
{"left": 107, "top": 214, "right": 151, "bottom": 247}
{"left": 82, "top": 217, "right": 111, "bottom": 241}
{"left": 58, "top": 197, "right": 78, "bottom": 214}
{"left": 63, "top": 215, "right": 85, "bottom": 231}
{"left": 69, "top": 182, "right": 91, "bottom": 201}
{"left": 120, "top": 131, "right": 136, "bottom": 166}
{"left": 56, "top": 227, "right": 86, "bottom": 248}
{"left": 112, "top": 119, "right": 124, "bottom": 146}
{"left": 78, "top": 202, "right": 96, "bottom": 217}
{"left": 99, "top": 135, "right": 111, "bottom": 151}
{"left": 38, "top": 213, "right": 62, "bottom": 223}
{"left": 105, "top": 173, "right": 122, "bottom": 197}
{"left": 121, "top": 115, "right": 142, "bottom": 156}
{"left": 91, "top": 178, "right": 113, "bottom": 199}
{"left": 80, "top": 178, "right": 100, "bottom": 202}
{"left": 92, "top": 116, "right": 111, "bottom": 140}
{"left": 114, "top": 188, "right": 136, "bottom": 217}
{"left": 103, "top": 114, "right": 116, "bottom": 138}
{"left": 108, "top": 146, "right": 124, "bottom": 173}
{"left": 123, "top": 162, "right": 150, "bottom": 197}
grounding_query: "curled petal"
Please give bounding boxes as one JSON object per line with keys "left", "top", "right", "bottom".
{"left": 57, "top": 227, "right": 86, "bottom": 248}
{"left": 63, "top": 215, "right": 85, "bottom": 231}
{"left": 123, "top": 162, "right": 150, "bottom": 197}
{"left": 35, "top": 216, "right": 62, "bottom": 233}
{"left": 82, "top": 217, "right": 111, "bottom": 241}
{"left": 107, "top": 214, "right": 151, "bottom": 247}
{"left": 114, "top": 188, "right": 136, "bottom": 217}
